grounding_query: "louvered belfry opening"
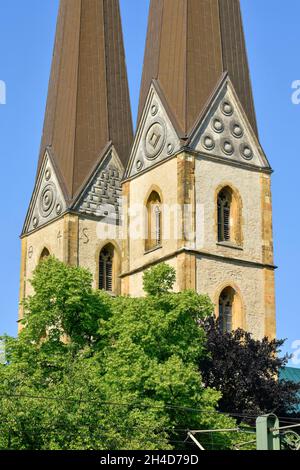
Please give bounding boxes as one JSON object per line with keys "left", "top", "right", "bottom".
{"left": 99, "top": 244, "right": 114, "bottom": 292}
{"left": 155, "top": 205, "right": 162, "bottom": 246}
{"left": 219, "top": 287, "right": 235, "bottom": 333}
{"left": 218, "top": 188, "right": 232, "bottom": 242}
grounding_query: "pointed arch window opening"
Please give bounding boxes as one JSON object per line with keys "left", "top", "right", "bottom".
{"left": 99, "top": 245, "right": 114, "bottom": 292}
{"left": 219, "top": 288, "right": 234, "bottom": 333}
{"left": 40, "top": 248, "right": 50, "bottom": 261}
{"left": 218, "top": 190, "right": 231, "bottom": 242}
{"left": 146, "top": 191, "right": 162, "bottom": 251}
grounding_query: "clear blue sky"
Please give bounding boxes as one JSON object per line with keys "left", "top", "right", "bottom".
{"left": 0, "top": 1, "right": 299, "bottom": 363}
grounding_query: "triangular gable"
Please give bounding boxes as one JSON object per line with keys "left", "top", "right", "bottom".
{"left": 73, "top": 146, "right": 123, "bottom": 224}
{"left": 189, "top": 79, "right": 271, "bottom": 170}
{"left": 22, "top": 150, "right": 67, "bottom": 235}
{"left": 125, "top": 81, "right": 181, "bottom": 179}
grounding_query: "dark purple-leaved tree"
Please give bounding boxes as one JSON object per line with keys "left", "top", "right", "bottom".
{"left": 199, "top": 318, "right": 300, "bottom": 421}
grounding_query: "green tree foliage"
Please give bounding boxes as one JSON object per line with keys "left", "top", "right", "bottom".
{"left": 0, "top": 259, "right": 251, "bottom": 450}
{"left": 142, "top": 263, "right": 176, "bottom": 296}
{"left": 200, "top": 317, "right": 300, "bottom": 421}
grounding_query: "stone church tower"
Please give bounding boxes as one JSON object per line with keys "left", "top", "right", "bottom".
{"left": 19, "top": 0, "right": 133, "bottom": 326}
{"left": 19, "top": 0, "right": 276, "bottom": 340}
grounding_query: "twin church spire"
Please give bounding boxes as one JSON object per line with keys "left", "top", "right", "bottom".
{"left": 20, "top": 0, "right": 275, "bottom": 340}
{"left": 138, "top": 0, "right": 258, "bottom": 138}
{"left": 37, "top": 0, "right": 258, "bottom": 204}
{"left": 23, "top": 0, "right": 261, "bottom": 235}
{"left": 37, "top": 0, "right": 133, "bottom": 205}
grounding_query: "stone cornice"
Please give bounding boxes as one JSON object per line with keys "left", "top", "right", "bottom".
{"left": 120, "top": 246, "right": 277, "bottom": 279}
{"left": 122, "top": 147, "right": 273, "bottom": 185}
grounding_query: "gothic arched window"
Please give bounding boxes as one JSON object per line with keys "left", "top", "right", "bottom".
{"left": 219, "top": 287, "right": 235, "bottom": 333}
{"left": 146, "top": 191, "right": 162, "bottom": 251}
{"left": 99, "top": 244, "right": 114, "bottom": 292}
{"left": 216, "top": 185, "right": 243, "bottom": 246}
{"left": 40, "top": 247, "right": 50, "bottom": 261}
{"left": 218, "top": 188, "right": 231, "bottom": 242}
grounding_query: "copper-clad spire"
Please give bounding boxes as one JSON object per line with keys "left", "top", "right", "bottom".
{"left": 138, "top": 0, "right": 258, "bottom": 137}
{"left": 38, "top": 0, "right": 133, "bottom": 203}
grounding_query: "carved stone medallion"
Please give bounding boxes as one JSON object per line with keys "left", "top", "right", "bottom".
{"left": 144, "top": 121, "right": 166, "bottom": 160}
{"left": 39, "top": 182, "right": 57, "bottom": 218}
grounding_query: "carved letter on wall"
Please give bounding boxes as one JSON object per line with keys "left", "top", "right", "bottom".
{"left": 80, "top": 228, "right": 89, "bottom": 245}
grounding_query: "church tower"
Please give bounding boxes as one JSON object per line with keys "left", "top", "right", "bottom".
{"left": 19, "top": 0, "right": 276, "bottom": 341}
{"left": 19, "top": 0, "right": 133, "bottom": 326}
{"left": 122, "top": 0, "right": 275, "bottom": 339}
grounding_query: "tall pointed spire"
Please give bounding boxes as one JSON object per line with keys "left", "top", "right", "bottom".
{"left": 138, "top": 0, "right": 257, "bottom": 137}
{"left": 38, "top": 0, "right": 133, "bottom": 203}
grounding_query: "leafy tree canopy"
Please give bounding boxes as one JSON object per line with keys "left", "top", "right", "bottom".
{"left": 0, "top": 259, "right": 248, "bottom": 450}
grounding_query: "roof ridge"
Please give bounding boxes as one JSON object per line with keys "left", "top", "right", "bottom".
{"left": 72, "top": 0, "right": 83, "bottom": 199}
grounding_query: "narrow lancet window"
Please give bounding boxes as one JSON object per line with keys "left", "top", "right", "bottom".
{"left": 218, "top": 189, "right": 231, "bottom": 242}
{"left": 219, "top": 287, "right": 235, "bottom": 333}
{"left": 99, "top": 244, "right": 114, "bottom": 292}
{"left": 146, "top": 191, "right": 162, "bottom": 251}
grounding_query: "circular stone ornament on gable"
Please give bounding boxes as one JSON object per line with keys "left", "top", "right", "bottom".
{"left": 231, "top": 122, "right": 244, "bottom": 139}
{"left": 39, "top": 183, "right": 57, "bottom": 218}
{"left": 202, "top": 134, "right": 215, "bottom": 151}
{"left": 151, "top": 103, "right": 159, "bottom": 116}
{"left": 221, "top": 100, "right": 234, "bottom": 116}
{"left": 56, "top": 203, "right": 62, "bottom": 215}
{"left": 136, "top": 159, "right": 144, "bottom": 171}
{"left": 32, "top": 216, "right": 39, "bottom": 228}
{"left": 240, "top": 144, "right": 253, "bottom": 160}
{"left": 45, "top": 168, "right": 51, "bottom": 181}
{"left": 212, "top": 118, "right": 224, "bottom": 134}
{"left": 144, "top": 120, "right": 166, "bottom": 160}
{"left": 167, "top": 143, "right": 174, "bottom": 155}
{"left": 221, "top": 139, "right": 234, "bottom": 156}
